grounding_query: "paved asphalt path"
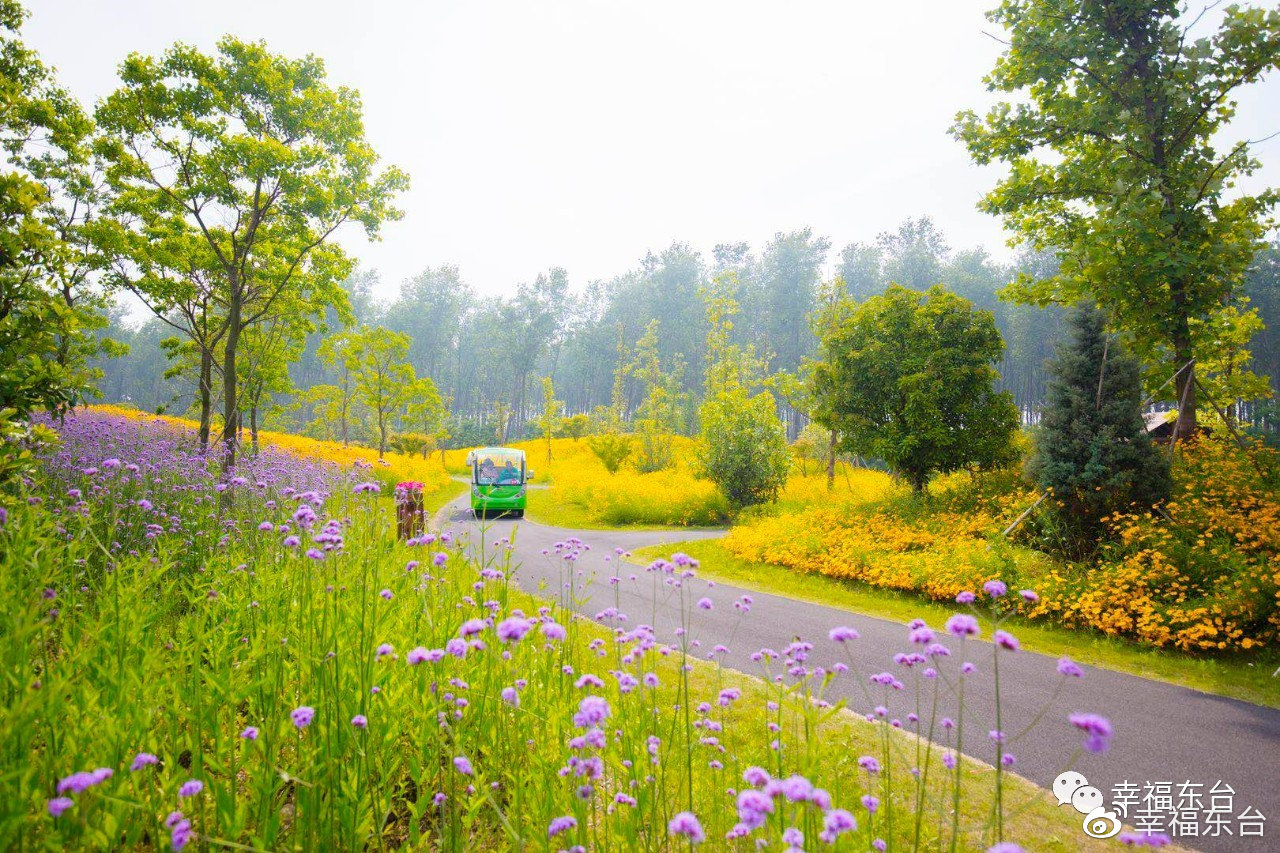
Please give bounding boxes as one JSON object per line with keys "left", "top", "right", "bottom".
{"left": 437, "top": 496, "right": 1280, "bottom": 851}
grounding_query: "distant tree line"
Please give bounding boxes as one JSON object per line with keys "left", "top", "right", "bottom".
{"left": 97, "top": 222, "right": 1280, "bottom": 447}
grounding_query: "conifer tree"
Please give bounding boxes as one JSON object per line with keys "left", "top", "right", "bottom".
{"left": 1029, "top": 302, "right": 1170, "bottom": 546}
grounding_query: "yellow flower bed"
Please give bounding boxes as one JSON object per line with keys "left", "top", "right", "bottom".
{"left": 512, "top": 436, "right": 731, "bottom": 526}
{"left": 774, "top": 464, "right": 896, "bottom": 508}
{"left": 1030, "top": 438, "right": 1280, "bottom": 652}
{"left": 724, "top": 471, "right": 1046, "bottom": 602}
{"left": 505, "top": 437, "right": 897, "bottom": 527}
{"left": 89, "top": 404, "right": 456, "bottom": 504}
{"left": 725, "top": 439, "right": 1279, "bottom": 653}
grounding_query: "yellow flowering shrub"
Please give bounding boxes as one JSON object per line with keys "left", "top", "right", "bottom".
{"left": 1031, "top": 437, "right": 1280, "bottom": 651}
{"left": 725, "top": 469, "right": 1047, "bottom": 602}
{"left": 89, "top": 405, "right": 456, "bottom": 505}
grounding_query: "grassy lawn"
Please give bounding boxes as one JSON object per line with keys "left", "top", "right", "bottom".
{"left": 632, "top": 538, "right": 1280, "bottom": 710}
{"left": 522, "top": 485, "right": 717, "bottom": 531}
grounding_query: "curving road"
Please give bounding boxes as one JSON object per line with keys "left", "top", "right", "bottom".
{"left": 437, "top": 495, "right": 1280, "bottom": 852}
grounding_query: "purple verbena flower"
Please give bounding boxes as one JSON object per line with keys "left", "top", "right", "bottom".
{"left": 667, "top": 811, "right": 705, "bottom": 843}
{"left": 1069, "top": 713, "right": 1113, "bottom": 753}
{"left": 548, "top": 815, "right": 578, "bottom": 837}
{"left": 1057, "top": 657, "right": 1083, "bottom": 678}
{"left": 496, "top": 616, "right": 532, "bottom": 643}
{"left": 828, "top": 626, "right": 860, "bottom": 642}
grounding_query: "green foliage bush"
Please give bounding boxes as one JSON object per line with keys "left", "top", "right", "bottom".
{"left": 586, "top": 431, "right": 633, "bottom": 474}
{"left": 698, "top": 393, "right": 790, "bottom": 507}
{"left": 696, "top": 273, "right": 791, "bottom": 507}
{"left": 555, "top": 413, "right": 591, "bottom": 440}
{"left": 388, "top": 432, "right": 434, "bottom": 457}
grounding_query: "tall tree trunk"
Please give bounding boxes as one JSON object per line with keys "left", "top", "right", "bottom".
{"left": 250, "top": 404, "right": 259, "bottom": 456}
{"left": 510, "top": 371, "right": 526, "bottom": 438}
{"left": 340, "top": 373, "right": 350, "bottom": 446}
{"left": 1172, "top": 318, "right": 1196, "bottom": 441}
{"left": 220, "top": 287, "right": 242, "bottom": 473}
{"left": 826, "top": 430, "right": 837, "bottom": 491}
{"left": 198, "top": 347, "right": 213, "bottom": 452}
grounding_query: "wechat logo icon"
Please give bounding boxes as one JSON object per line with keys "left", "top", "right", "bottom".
{"left": 1053, "top": 771, "right": 1122, "bottom": 840}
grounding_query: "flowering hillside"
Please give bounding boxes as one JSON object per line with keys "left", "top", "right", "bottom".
{"left": 0, "top": 409, "right": 1128, "bottom": 850}
{"left": 91, "top": 404, "right": 459, "bottom": 510}
{"left": 507, "top": 436, "right": 892, "bottom": 529}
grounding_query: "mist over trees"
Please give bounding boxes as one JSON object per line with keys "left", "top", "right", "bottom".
{"left": 94, "top": 216, "right": 1280, "bottom": 447}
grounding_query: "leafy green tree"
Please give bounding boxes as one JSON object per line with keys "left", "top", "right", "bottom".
{"left": 1243, "top": 242, "right": 1279, "bottom": 431}
{"left": 759, "top": 228, "right": 830, "bottom": 437}
{"left": 238, "top": 308, "right": 311, "bottom": 453}
{"left": 586, "top": 431, "right": 633, "bottom": 474}
{"left": 96, "top": 37, "right": 407, "bottom": 469}
{"left": 586, "top": 334, "right": 634, "bottom": 473}
{"left": 315, "top": 331, "right": 363, "bottom": 446}
{"left": 1028, "top": 302, "right": 1171, "bottom": 549}
{"left": 627, "top": 320, "right": 686, "bottom": 472}
{"left": 498, "top": 269, "right": 568, "bottom": 436}
{"left": 339, "top": 326, "right": 416, "bottom": 457}
{"left": 405, "top": 380, "right": 449, "bottom": 461}
{"left": 536, "top": 376, "right": 563, "bottom": 464}
{"left": 382, "top": 264, "right": 468, "bottom": 388}
{"left": 836, "top": 242, "right": 885, "bottom": 302}
{"left": 813, "top": 285, "right": 1019, "bottom": 493}
{"left": 954, "top": 0, "right": 1280, "bottom": 440}
{"left": 103, "top": 224, "right": 245, "bottom": 449}
{"left": 298, "top": 383, "right": 357, "bottom": 444}
{"left": 492, "top": 399, "right": 511, "bottom": 445}
{"left": 697, "top": 273, "right": 790, "bottom": 507}
{"left": 791, "top": 422, "right": 833, "bottom": 477}
{"left": 0, "top": 0, "right": 100, "bottom": 420}
{"left": 878, "top": 216, "right": 948, "bottom": 291}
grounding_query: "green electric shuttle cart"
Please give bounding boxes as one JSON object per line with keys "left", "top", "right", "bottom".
{"left": 468, "top": 447, "right": 532, "bottom": 518}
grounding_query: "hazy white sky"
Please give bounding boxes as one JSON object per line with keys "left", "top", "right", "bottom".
{"left": 25, "top": 0, "right": 1280, "bottom": 301}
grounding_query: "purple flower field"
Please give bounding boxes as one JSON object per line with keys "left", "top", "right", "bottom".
{"left": 0, "top": 410, "right": 1147, "bottom": 850}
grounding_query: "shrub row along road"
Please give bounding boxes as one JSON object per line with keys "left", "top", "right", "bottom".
{"left": 440, "top": 498, "right": 1280, "bottom": 851}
